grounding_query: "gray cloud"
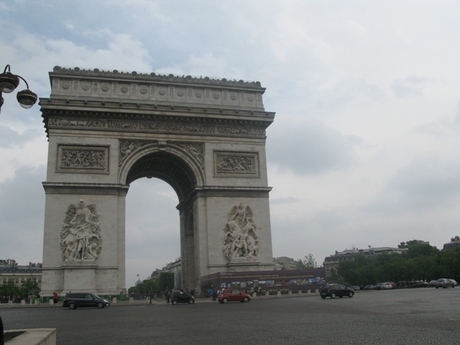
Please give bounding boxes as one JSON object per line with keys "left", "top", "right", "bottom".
{"left": 0, "top": 167, "right": 46, "bottom": 263}
{"left": 388, "top": 156, "right": 460, "bottom": 209}
{"left": 270, "top": 197, "right": 299, "bottom": 205}
{"left": 392, "top": 75, "right": 432, "bottom": 98}
{"left": 267, "top": 120, "right": 357, "bottom": 175}
{"left": 315, "top": 79, "right": 386, "bottom": 112}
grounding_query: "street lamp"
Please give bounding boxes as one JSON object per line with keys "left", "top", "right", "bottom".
{"left": 0, "top": 64, "right": 37, "bottom": 113}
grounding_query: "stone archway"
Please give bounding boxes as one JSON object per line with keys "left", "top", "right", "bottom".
{"left": 39, "top": 66, "right": 275, "bottom": 296}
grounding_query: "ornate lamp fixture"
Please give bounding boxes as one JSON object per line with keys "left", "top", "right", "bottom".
{"left": 0, "top": 64, "right": 37, "bottom": 113}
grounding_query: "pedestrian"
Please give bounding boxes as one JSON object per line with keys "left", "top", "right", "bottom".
{"left": 208, "top": 287, "right": 214, "bottom": 300}
{"left": 53, "top": 291, "right": 59, "bottom": 305}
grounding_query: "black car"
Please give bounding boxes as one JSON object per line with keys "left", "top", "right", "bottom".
{"left": 170, "top": 290, "right": 195, "bottom": 305}
{"left": 320, "top": 284, "right": 354, "bottom": 299}
{"left": 63, "top": 292, "right": 110, "bottom": 309}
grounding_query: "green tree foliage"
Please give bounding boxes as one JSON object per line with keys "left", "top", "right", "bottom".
{"left": 158, "top": 272, "right": 174, "bottom": 291}
{"left": 0, "top": 281, "right": 18, "bottom": 299}
{"left": 337, "top": 242, "right": 460, "bottom": 286}
{"left": 0, "top": 279, "right": 41, "bottom": 300}
{"left": 297, "top": 254, "right": 318, "bottom": 269}
{"left": 128, "top": 272, "right": 175, "bottom": 295}
{"left": 20, "top": 280, "right": 41, "bottom": 297}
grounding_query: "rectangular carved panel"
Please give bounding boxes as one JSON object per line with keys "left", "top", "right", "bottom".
{"left": 214, "top": 151, "right": 259, "bottom": 177}
{"left": 57, "top": 145, "right": 109, "bottom": 174}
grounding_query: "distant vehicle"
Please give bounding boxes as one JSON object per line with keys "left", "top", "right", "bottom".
{"left": 63, "top": 293, "right": 110, "bottom": 310}
{"left": 170, "top": 290, "right": 195, "bottom": 305}
{"left": 320, "top": 284, "right": 354, "bottom": 299}
{"left": 449, "top": 279, "right": 457, "bottom": 287}
{"left": 218, "top": 289, "right": 251, "bottom": 303}
{"left": 410, "top": 281, "right": 429, "bottom": 288}
{"left": 433, "top": 278, "right": 455, "bottom": 289}
{"left": 428, "top": 280, "right": 437, "bottom": 287}
{"left": 375, "top": 282, "right": 394, "bottom": 290}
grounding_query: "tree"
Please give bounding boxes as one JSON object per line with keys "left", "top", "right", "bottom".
{"left": 19, "top": 280, "right": 41, "bottom": 299}
{"left": 0, "top": 280, "right": 20, "bottom": 300}
{"left": 336, "top": 240, "right": 447, "bottom": 287}
{"left": 158, "top": 272, "right": 175, "bottom": 291}
{"left": 298, "top": 254, "right": 317, "bottom": 269}
{"left": 130, "top": 272, "right": 175, "bottom": 295}
{"left": 438, "top": 247, "right": 460, "bottom": 281}
{"left": 406, "top": 243, "right": 439, "bottom": 258}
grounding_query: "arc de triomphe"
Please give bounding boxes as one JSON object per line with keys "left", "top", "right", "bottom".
{"left": 39, "top": 67, "right": 275, "bottom": 296}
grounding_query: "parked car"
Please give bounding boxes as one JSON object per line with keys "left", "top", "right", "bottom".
{"left": 170, "top": 290, "right": 195, "bottom": 305}
{"left": 428, "top": 280, "right": 437, "bottom": 287}
{"left": 63, "top": 292, "right": 110, "bottom": 310}
{"left": 319, "top": 284, "right": 354, "bottom": 299}
{"left": 449, "top": 279, "right": 457, "bottom": 287}
{"left": 218, "top": 289, "right": 251, "bottom": 303}
{"left": 375, "top": 282, "right": 395, "bottom": 290}
{"left": 409, "top": 281, "right": 429, "bottom": 288}
{"left": 433, "top": 278, "right": 455, "bottom": 289}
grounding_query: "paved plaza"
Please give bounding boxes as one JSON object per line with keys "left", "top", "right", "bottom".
{"left": 1, "top": 288, "right": 460, "bottom": 344}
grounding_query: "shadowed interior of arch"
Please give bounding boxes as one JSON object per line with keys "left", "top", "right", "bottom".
{"left": 126, "top": 153, "right": 196, "bottom": 202}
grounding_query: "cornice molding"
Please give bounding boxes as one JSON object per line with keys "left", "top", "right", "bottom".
{"left": 51, "top": 66, "right": 264, "bottom": 89}
{"left": 47, "top": 66, "right": 268, "bottom": 111}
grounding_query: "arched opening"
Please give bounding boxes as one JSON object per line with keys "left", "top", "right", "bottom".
{"left": 124, "top": 151, "right": 198, "bottom": 290}
{"left": 125, "top": 178, "right": 179, "bottom": 288}
{"left": 125, "top": 152, "right": 196, "bottom": 203}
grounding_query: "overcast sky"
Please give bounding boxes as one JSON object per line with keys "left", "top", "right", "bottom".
{"left": 1, "top": 0, "right": 460, "bottom": 287}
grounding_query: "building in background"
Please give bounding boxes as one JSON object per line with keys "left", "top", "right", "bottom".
{"left": 443, "top": 236, "right": 460, "bottom": 251}
{"left": 273, "top": 256, "right": 300, "bottom": 270}
{"left": 0, "top": 259, "right": 43, "bottom": 288}
{"left": 323, "top": 247, "right": 407, "bottom": 279}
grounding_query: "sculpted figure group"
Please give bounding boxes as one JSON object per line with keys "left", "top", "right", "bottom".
{"left": 223, "top": 204, "right": 259, "bottom": 261}
{"left": 60, "top": 200, "right": 102, "bottom": 262}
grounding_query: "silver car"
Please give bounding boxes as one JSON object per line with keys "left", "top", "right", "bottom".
{"left": 434, "top": 278, "right": 455, "bottom": 289}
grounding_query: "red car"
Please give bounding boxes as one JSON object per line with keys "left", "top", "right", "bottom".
{"left": 218, "top": 289, "right": 251, "bottom": 304}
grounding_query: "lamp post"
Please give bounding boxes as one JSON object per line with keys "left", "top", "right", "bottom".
{"left": 0, "top": 64, "right": 37, "bottom": 114}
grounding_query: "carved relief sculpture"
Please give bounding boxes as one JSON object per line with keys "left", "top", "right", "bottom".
{"left": 60, "top": 200, "right": 103, "bottom": 262}
{"left": 178, "top": 143, "right": 204, "bottom": 168}
{"left": 61, "top": 149, "right": 105, "bottom": 169}
{"left": 223, "top": 204, "right": 259, "bottom": 261}
{"left": 119, "top": 140, "right": 150, "bottom": 166}
{"left": 215, "top": 152, "right": 259, "bottom": 176}
{"left": 57, "top": 145, "right": 109, "bottom": 173}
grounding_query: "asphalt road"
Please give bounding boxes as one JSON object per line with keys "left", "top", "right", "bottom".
{"left": 2, "top": 288, "right": 460, "bottom": 344}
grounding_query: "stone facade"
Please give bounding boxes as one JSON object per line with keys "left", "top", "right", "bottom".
{"left": 39, "top": 67, "right": 275, "bottom": 296}
{"left": 0, "top": 260, "right": 42, "bottom": 288}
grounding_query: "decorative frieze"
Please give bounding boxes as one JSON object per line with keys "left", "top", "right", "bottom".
{"left": 58, "top": 145, "right": 109, "bottom": 173}
{"left": 50, "top": 66, "right": 266, "bottom": 110}
{"left": 47, "top": 116, "right": 266, "bottom": 138}
{"left": 214, "top": 151, "right": 259, "bottom": 176}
